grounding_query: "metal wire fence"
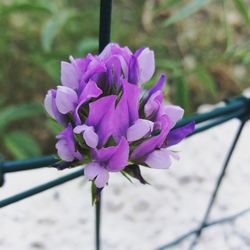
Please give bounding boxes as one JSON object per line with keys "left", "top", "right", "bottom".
{"left": 0, "top": 1, "right": 250, "bottom": 250}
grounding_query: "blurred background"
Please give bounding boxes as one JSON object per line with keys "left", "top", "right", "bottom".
{"left": 1, "top": 1, "right": 250, "bottom": 250}
{"left": 0, "top": 0, "right": 249, "bottom": 160}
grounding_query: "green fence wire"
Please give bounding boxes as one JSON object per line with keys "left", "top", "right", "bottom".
{"left": 0, "top": 1, "right": 250, "bottom": 250}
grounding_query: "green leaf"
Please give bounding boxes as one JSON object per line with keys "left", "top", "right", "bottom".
{"left": 233, "top": 0, "right": 250, "bottom": 27}
{"left": 4, "top": 131, "right": 41, "bottom": 159}
{"left": 194, "top": 66, "right": 217, "bottom": 96}
{"left": 41, "top": 9, "right": 78, "bottom": 52}
{"left": 174, "top": 76, "right": 190, "bottom": 113}
{"left": 0, "top": 103, "right": 43, "bottom": 131}
{"left": 164, "top": 0, "right": 212, "bottom": 27}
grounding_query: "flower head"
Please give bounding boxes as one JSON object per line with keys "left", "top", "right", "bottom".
{"left": 44, "top": 43, "right": 195, "bottom": 189}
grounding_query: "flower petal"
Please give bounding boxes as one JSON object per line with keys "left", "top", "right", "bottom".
{"left": 106, "top": 137, "right": 129, "bottom": 172}
{"left": 144, "top": 90, "right": 163, "bottom": 118}
{"left": 55, "top": 86, "right": 78, "bottom": 114}
{"left": 61, "top": 61, "right": 81, "bottom": 89}
{"left": 128, "top": 55, "right": 139, "bottom": 84}
{"left": 147, "top": 74, "right": 166, "bottom": 97}
{"left": 73, "top": 124, "right": 88, "bottom": 134}
{"left": 137, "top": 48, "right": 155, "bottom": 84}
{"left": 75, "top": 80, "right": 103, "bottom": 124}
{"left": 74, "top": 124, "right": 98, "bottom": 148}
{"left": 127, "top": 119, "right": 154, "bottom": 142}
{"left": 83, "top": 127, "right": 98, "bottom": 148}
{"left": 165, "top": 105, "right": 184, "bottom": 128}
{"left": 55, "top": 139, "right": 75, "bottom": 162}
{"left": 167, "top": 121, "right": 195, "bottom": 147}
{"left": 56, "top": 124, "right": 82, "bottom": 162}
{"left": 92, "top": 137, "right": 129, "bottom": 172}
{"left": 87, "top": 95, "right": 117, "bottom": 145}
{"left": 44, "top": 90, "right": 56, "bottom": 119}
{"left": 114, "top": 80, "right": 140, "bottom": 141}
{"left": 145, "top": 148, "right": 172, "bottom": 169}
{"left": 84, "top": 162, "right": 109, "bottom": 188}
{"left": 131, "top": 115, "right": 171, "bottom": 161}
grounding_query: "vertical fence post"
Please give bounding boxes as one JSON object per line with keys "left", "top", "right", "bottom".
{"left": 0, "top": 167, "right": 4, "bottom": 187}
{"left": 99, "top": 0, "right": 112, "bottom": 53}
{"left": 95, "top": 1, "right": 112, "bottom": 250}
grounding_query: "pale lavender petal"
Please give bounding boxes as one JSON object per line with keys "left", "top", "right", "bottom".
{"left": 61, "top": 61, "right": 81, "bottom": 89}
{"left": 144, "top": 90, "right": 163, "bottom": 118}
{"left": 55, "top": 86, "right": 78, "bottom": 114}
{"left": 98, "top": 43, "right": 113, "bottom": 59}
{"left": 56, "top": 124, "right": 82, "bottom": 161}
{"left": 106, "top": 137, "right": 129, "bottom": 172}
{"left": 83, "top": 127, "right": 98, "bottom": 148}
{"left": 165, "top": 105, "right": 184, "bottom": 128}
{"left": 131, "top": 115, "right": 171, "bottom": 161}
{"left": 95, "top": 170, "right": 109, "bottom": 188}
{"left": 118, "top": 55, "right": 129, "bottom": 79}
{"left": 44, "top": 90, "right": 56, "bottom": 119}
{"left": 55, "top": 140, "right": 75, "bottom": 162}
{"left": 145, "top": 148, "right": 172, "bottom": 169}
{"left": 74, "top": 124, "right": 98, "bottom": 148}
{"left": 137, "top": 48, "right": 155, "bottom": 84}
{"left": 44, "top": 89, "right": 65, "bottom": 125}
{"left": 73, "top": 124, "right": 89, "bottom": 134}
{"left": 69, "top": 56, "right": 87, "bottom": 73}
{"left": 167, "top": 122, "right": 195, "bottom": 147}
{"left": 84, "top": 162, "right": 109, "bottom": 188}
{"left": 127, "top": 119, "right": 154, "bottom": 142}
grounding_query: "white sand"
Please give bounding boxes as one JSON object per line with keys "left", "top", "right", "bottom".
{"left": 0, "top": 108, "right": 250, "bottom": 250}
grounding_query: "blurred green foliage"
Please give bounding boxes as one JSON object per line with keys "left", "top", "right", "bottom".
{"left": 0, "top": 0, "right": 249, "bottom": 159}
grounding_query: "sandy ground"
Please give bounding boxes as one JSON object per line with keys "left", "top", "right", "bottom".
{"left": 0, "top": 105, "right": 250, "bottom": 250}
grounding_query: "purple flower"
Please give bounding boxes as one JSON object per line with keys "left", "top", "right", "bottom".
{"left": 44, "top": 43, "right": 195, "bottom": 189}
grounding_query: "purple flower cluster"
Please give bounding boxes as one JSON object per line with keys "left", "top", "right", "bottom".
{"left": 44, "top": 43, "right": 194, "bottom": 188}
